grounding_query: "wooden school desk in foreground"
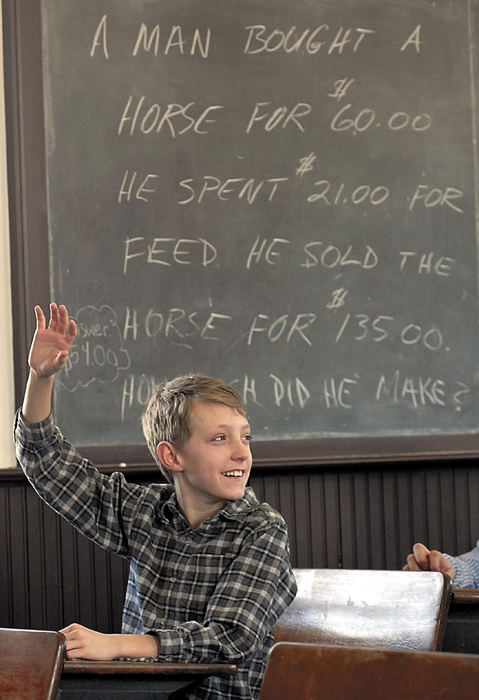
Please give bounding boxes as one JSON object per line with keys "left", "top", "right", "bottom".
{"left": 259, "top": 643, "right": 479, "bottom": 700}
{"left": 0, "top": 628, "right": 65, "bottom": 700}
{"left": 58, "top": 659, "right": 237, "bottom": 699}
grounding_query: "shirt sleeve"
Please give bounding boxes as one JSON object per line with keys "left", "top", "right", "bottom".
{"left": 150, "top": 524, "right": 297, "bottom": 663}
{"left": 14, "top": 409, "right": 144, "bottom": 557}
{"left": 443, "top": 542, "right": 479, "bottom": 588}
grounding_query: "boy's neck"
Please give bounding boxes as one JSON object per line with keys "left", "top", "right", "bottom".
{"left": 175, "top": 487, "right": 228, "bottom": 530}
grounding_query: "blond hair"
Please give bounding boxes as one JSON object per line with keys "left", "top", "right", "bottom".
{"left": 142, "top": 374, "right": 247, "bottom": 481}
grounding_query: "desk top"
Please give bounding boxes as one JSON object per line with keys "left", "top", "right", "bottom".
{"left": 63, "top": 660, "right": 238, "bottom": 677}
{"left": 452, "top": 589, "right": 479, "bottom": 604}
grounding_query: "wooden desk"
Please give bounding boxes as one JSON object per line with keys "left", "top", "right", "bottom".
{"left": 443, "top": 589, "right": 479, "bottom": 654}
{"left": 259, "top": 642, "right": 479, "bottom": 700}
{"left": 275, "top": 569, "right": 451, "bottom": 651}
{"left": 58, "top": 659, "right": 237, "bottom": 699}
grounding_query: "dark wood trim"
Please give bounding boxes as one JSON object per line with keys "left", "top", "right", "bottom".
{"left": 452, "top": 589, "right": 479, "bottom": 604}
{"left": 3, "top": 0, "right": 50, "bottom": 410}
{"left": 3, "top": 446, "right": 479, "bottom": 482}
{"left": 60, "top": 660, "right": 237, "bottom": 699}
{"left": 57, "top": 431, "right": 479, "bottom": 470}
{"left": 63, "top": 661, "right": 237, "bottom": 677}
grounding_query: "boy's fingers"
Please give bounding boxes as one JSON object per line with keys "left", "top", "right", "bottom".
{"left": 56, "top": 306, "right": 77, "bottom": 343}
{"left": 54, "top": 350, "right": 69, "bottom": 369}
{"left": 48, "top": 302, "right": 59, "bottom": 329}
{"left": 34, "top": 305, "right": 46, "bottom": 330}
{"left": 66, "top": 319, "right": 78, "bottom": 344}
{"left": 40, "top": 303, "right": 76, "bottom": 341}
{"left": 56, "top": 304, "right": 69, "bottom": 335}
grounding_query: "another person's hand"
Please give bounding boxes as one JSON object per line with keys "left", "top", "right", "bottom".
{"left": 28, "top": 304, "right": 77, "bottom": 378}
{"left": 403, "top": 542, "right": 455, "bottom": 580}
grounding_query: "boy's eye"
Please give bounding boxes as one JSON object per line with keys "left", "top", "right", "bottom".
{"left": 243, "top": 435, "right": 252, "bottom": 442}
{"left": 213, "top": 435, "right": 226, "bottom": 442}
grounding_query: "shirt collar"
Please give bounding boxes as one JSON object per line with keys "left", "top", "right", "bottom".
{"left": 156, "top": 486, "right": 260, "bottom": 532}
{"left": 220, "top": 487, "right": 260, "bottom": 520}
{"left": 157, "top": 487, "right": 187, "bottom": 530}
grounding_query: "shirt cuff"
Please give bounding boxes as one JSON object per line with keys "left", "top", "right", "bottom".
{"left": 14, "top": 408, "right": 56, "bottom": 448}
{"left": 148, "top": 622, "right": 220, "bottom": 663}
{"left": 443, "top": 553, "right": 478, "bottom": 588}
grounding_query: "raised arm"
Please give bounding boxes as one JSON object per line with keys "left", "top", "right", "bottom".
{"left": 22, "top": 304, "right": 77, "bottom": 423}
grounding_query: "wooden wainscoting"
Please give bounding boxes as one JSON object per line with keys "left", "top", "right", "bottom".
{"left": 1, "top": 458, "right": 478, "bottom": 631}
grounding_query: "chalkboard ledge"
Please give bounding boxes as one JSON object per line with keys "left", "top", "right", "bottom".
{"left": 75, "top": 432, "right": 479, "bottom": 471}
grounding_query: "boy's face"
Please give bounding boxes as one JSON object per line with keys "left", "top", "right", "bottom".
{"left": 173, "top": 400, "right": 252, "bottom": 509}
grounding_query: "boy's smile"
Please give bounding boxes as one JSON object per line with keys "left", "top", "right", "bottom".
{"left": 160, "top": 400, "right": 252, "bottom": 528}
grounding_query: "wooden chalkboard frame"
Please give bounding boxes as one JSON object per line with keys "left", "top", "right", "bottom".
{"left": 4, "top": 0, "right": 479, "bottom": 469}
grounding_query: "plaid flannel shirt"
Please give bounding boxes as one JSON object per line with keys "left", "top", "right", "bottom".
{"left": 14, "top": 410, "right": 297, "bottom": 699}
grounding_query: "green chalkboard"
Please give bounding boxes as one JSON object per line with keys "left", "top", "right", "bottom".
{"left": 5, "top": 0, "right": 479, "bottom": 465}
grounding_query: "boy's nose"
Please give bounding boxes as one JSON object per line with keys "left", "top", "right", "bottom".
{"left": 232, "top": 438, "right": 250, "bottom": 461}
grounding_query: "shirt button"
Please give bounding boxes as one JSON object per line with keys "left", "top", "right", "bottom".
{"left": 169, "top": 576, "right": 177, "bottom": 583}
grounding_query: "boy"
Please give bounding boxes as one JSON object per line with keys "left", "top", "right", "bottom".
{"left": 14, "top": 303, "right": 297, "bottom": 699}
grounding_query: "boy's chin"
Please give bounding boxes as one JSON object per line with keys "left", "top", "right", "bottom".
{"left": 223, "top": 484, "right": 246, "bottom": 501}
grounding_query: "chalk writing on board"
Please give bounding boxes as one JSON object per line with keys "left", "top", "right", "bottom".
{"left": 41, "top": 0, "right": 478, "bottom": 447}
{"left": 89, "top": 16, "right": 425, "bottom": 58}
{"left": 59, "top": 305, "right": 131, "bottom": 391}
{"left": 116, "top": 370, "right": 471, "bottom": 424}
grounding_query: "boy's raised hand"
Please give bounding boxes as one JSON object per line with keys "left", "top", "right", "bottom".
{"left": 29, "top": 304, "right": 77, "bottom": 378}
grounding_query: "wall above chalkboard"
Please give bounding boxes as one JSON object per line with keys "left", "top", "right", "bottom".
{"left": 4, "top": 0, "right": 479, "bottom": 466}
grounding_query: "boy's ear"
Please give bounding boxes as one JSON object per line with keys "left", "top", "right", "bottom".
{"left": 156, "top": 441, "right": 183, "bottom": 473}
